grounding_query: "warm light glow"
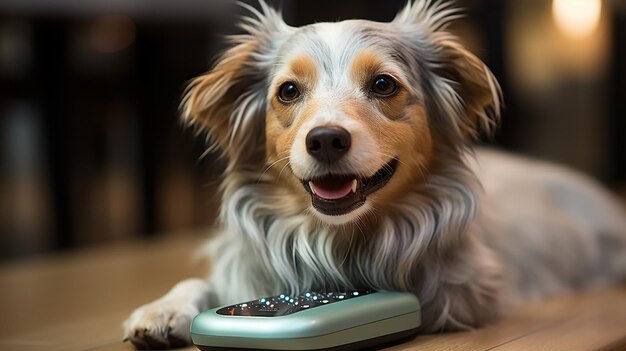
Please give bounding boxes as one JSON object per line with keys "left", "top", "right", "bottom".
{"left": 553, "top": 0, "right": 601, "bottom": 39}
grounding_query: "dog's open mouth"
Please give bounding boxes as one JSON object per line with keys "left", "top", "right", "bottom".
{"left": 301, "top": 159, "right": 398, "bottom": 216}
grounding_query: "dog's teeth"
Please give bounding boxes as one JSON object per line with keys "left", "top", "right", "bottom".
{"left": 351, "top": 179, "right": 358, "bottom": 193}
{"left": 309, "top": 181, "right": 316, "bottom": 195}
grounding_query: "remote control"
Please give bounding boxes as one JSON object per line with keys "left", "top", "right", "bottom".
{"left": 191, "top": 290, "right": 420, "bottom": 350}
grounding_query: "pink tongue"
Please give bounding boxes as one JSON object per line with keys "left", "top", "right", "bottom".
{"left": 311, "top": 180, "right": 353, "bottom": 200}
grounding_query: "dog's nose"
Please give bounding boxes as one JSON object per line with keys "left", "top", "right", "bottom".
{"left": 306, "top": 126, "right": 351, "bottom": 163}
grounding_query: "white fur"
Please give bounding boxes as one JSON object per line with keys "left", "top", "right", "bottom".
{"left": 124, "top": 1, "right": 626, "bottom": 347}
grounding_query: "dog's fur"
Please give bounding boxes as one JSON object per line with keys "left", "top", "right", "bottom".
{"left": 123, "top": 1, "right": 626, "bottom": 348}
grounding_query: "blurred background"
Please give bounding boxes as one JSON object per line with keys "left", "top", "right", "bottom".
{"left": 0, "top": 0, "right": 624, "bottom": 261}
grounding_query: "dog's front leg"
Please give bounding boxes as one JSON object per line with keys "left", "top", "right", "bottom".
{"left": 123, "top": 278, "right": 211, "bottom": 349}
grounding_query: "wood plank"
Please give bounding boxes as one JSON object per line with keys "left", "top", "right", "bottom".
{"left": 0, "top": 233, "right": 206, "bottom": 350}
{"left": 385, "top": 291, "right": 575, "bottom": 350}
{"left": 488, "top": 287, "right": 626, "bottom": 351}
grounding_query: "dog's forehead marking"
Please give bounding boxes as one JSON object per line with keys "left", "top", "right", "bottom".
{"left": 350, "top": 50, "right": 387, "bottom": 84}
{"left": 288, "top": 54, "right": 318, "bottom": 84}
{"left": 280, "top": 21, "right": 411, "bottom": 91}
{"left": 313, "top": 21, "right": 371, "bottom": 87}
{"left": 279, "top": 22, "right": 372, "bottom": 86}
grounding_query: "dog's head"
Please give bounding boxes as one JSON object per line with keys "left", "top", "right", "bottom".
{"left": 182, "top": 1, "right": 500, "bottom": 226}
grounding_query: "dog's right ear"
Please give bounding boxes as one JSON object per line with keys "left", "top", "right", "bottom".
{"left": 181, "top": 2, "right": 292, "bottom": 168}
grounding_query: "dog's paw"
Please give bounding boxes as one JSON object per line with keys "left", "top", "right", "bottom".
{"left": 123, "top": 299, "right": 198, "bottom": 349}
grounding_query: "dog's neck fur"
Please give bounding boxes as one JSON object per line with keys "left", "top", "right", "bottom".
{"left": 210, "top": 148, "right": 483, "bottom": 311}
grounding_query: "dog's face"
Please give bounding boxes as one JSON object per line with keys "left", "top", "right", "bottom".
{"left": 183, "top": 1, "right": 500, "bottom": 226}
{"left": 265, "top": 21, "right": 434, "bottom": 224}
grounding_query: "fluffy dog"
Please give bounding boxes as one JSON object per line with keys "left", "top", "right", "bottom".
{"left": 123, "top": 1, "right": 626, "bottom": 348}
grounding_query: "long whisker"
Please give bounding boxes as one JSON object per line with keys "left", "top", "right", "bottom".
{"left": 338, "top": 228, "right": 354, "bottom": 269}
{"left": 277, "top": 160, "right": 293, "bottom": 180}
{"left": 258, "top": 154, "right": 291, "bottom": 182}
{"left": 355, "top": 216, "right": 368, "bottom": 243}
{"left": 373, "top": 151, "right": 409, "bottom": 167}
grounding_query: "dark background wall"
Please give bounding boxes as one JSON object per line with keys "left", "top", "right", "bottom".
{"left": 1, "top": 0, "right": 624, "bottom": 260}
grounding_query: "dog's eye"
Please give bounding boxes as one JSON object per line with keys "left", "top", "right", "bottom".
{"left": 371, "top": 75, "right": 397, "bottom": 97}
{"left": 278, "top": 82, "right": 300, "bottom": 102}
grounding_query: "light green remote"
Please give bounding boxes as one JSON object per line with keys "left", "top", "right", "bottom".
{"left": 191, "top": 290, "right": 421, "bottom": 350}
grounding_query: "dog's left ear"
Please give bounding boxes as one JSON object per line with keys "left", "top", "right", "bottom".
{"left": 432, "top": 38, "right": 502, "bottom": 141}
{"left": 393, "top": 1, "right": 501, "bottom": 143}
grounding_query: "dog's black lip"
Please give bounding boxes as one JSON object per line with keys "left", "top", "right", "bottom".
{"left": 301, "top": 158, "right": 399, "bottom": 216}
{"left": 360, "top": 158, "right": 399, "bottom": 196}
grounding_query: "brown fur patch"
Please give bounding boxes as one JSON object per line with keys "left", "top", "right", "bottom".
{"left": 376, "top": 88, "right": 409, "bottom": 120}
{"left": 289, "top": 55, "right": 318, "bottom": 86}
{"left": 350, "top": 51, "right": 384, "bottom": 85}
{"left": 372, "top": 104, "right": 433, "bottom": 207}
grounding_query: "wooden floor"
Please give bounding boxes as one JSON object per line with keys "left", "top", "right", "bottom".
{"left": 1, "top": 233, "right": 625, "bottom": 351}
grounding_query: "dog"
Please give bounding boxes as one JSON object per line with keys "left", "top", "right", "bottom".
{"left": 123, "top": 1, "right": 626, "bottom": 348}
